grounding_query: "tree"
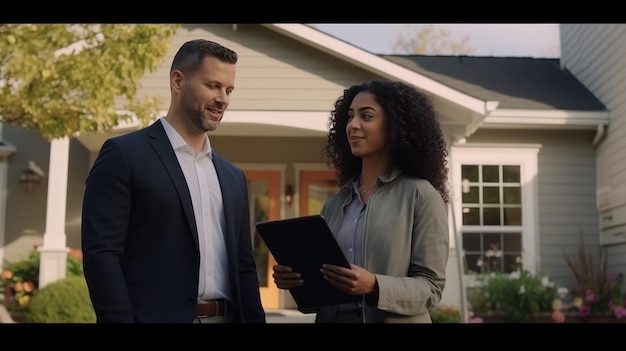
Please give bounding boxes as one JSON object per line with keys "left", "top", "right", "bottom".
{"left": 390, "top": 24, "right": 476, "bottom": 56}
{"left": 0, "top": 24, "right": 180, "bottom": 140}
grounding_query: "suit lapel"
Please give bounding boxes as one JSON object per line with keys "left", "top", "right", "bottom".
{"left": 148, "top": 121, "right": 200, "bottom": 250}
{"left": 212, "top": 152, "right": 236, "bottom": 253}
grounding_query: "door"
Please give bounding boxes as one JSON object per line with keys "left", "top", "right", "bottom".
{"left": 244, "top": 170, "right": 281, "bottom": 308}
{"left": 299, "top": 170, "right": 339, "bottom": 216}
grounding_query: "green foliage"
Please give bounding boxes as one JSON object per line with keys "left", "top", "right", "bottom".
{"left": 27, "top": 275, "right": 95, "bottom": 323}
{"left": 0, "top": 250, "right": 39, "bottom": 311}
{"left": 390, "top": 24, "right": 476, "bottom": 55}
{"left": 467, "top": 269, "right": 560, "bottom": 322}
{"left": 430, "top": 305, "right": 462, "bottom": 323}
{"left": 0, "top": 23, "right": 180, "bottom": 140}
{"left": 1, "top": 248, "right": 84, "bottom": 311}
{"left": 2, "top": 250, "right": 40, "bottom": 287}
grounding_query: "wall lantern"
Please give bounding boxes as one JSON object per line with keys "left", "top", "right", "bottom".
{"left": 19, "top": 160, "right": 45, "bottom": 193}
{"left": 285, "top": 185, "right": 294, "bottom": 207}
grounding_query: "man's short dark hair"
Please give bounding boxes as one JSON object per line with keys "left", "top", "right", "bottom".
{"left": 170, "top": 39, "right": 238, "bottom": 74}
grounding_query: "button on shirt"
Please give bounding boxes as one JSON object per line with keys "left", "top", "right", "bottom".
{"left": 160, "top": 117, "right": 231, "bottom": 302}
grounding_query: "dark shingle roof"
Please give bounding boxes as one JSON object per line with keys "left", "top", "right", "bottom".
{"left": 381, "top": 55, "right": 606, "bottom": 111}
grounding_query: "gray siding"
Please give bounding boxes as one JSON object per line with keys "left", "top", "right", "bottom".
{"left": 2, "top": 126, "right": 49, "bottom": 261}
{"left": 561, "top": 24, "right": 626, "bottom": 273}
{"left": 561, "top": 24, "right": 626, "bottom": 192}
{"left": 2, "top": 125, "right": 90, "bottom": 262}
{"left": 466, "top": 128, "right": 599, "bottom": 289}
{"left": 129, "top": 24, "right": 379, "bottom": 112}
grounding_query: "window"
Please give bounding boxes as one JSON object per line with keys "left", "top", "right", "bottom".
{"left": 451, "top": 145, "right": 540, "bottom": 275}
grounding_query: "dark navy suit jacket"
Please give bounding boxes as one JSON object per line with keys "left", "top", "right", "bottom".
{"left": 81, "top": 120, "right": 265, "bottom": 323}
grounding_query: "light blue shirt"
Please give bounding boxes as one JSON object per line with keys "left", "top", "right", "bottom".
{"left": 335, "top": 181, "right": 368, "bottom": 311}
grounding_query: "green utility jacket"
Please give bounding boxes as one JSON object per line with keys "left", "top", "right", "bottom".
{"left": 312, "top": 168, "right": 449, "bottom": 323}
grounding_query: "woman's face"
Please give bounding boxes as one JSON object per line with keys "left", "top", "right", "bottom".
{"left": 345, "top": 91, "right": 391, "bottom": 159}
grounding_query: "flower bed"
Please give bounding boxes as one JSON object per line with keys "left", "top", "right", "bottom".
{"left": 467, "top": 234, "right": 625, "bottom": 323}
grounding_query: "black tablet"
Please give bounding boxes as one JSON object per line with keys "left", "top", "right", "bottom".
{"left": 255, "top": 215, "right": 362, "bottom": 309}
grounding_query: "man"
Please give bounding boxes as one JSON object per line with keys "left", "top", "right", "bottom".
{"left": 82, "top": 39, "right": 266, "bottom": 323}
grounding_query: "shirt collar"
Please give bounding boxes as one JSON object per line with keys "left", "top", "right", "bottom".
{"left": 341, "top": 167, "right": 402, "bottom": 196}
{"left": 160, "top": 117, "right": 213, "bottom": 159}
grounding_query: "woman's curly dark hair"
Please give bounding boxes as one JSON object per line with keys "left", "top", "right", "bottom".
{"left": 323, "top": 79, "right": 449, "bottom": 203}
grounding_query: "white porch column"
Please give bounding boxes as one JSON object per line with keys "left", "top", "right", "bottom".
{"left": 0, "top": 124, "right": 17, "bottom": 271}
{"left": 38, "top": 137, "right": 70, "bottom": 289}
{"left": 439, "top": 199, "right": 468, "bottom": 322}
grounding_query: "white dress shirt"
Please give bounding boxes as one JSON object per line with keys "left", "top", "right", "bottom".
{"left": 160, "top": 117, "right": 231, "bottom": 302}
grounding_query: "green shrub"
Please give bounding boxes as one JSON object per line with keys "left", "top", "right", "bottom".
{"left": 27, "top": 275, "right": 95, "bottom": 323}
{"left": 467, "top": 269, "right": 560, "bottom": 322}
{"left": 430, "top": 305, "right": 462, "bottom": 323}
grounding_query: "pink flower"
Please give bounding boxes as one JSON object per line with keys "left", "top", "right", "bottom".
{"left": 22, "top": 281, "right": 35, "bottom": 293}
{"left": 468, "top": 317, "right": 484, "bottom": 323}
{"left": 68, "top": 248, "right": 83, "bottom": 260}
{"left": 578, "top": 305, "right": 591, "bottom": 316}
{"left": 585, "top": 290, "right": 598, "bottom": 303}
{"left": 613, "top": 306, "right": 626, "bottom": 319}
{"left": 552, "top": 310, "right": 565, "bottom": 323}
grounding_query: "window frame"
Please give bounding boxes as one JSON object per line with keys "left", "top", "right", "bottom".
{"left": 450, "top": 145, "right": 541, "bottom": 278}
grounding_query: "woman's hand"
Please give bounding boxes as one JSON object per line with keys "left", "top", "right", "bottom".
{"left": 272, "top": 264, "right": 304, "bottom": 289}
{"left": 320, "top": 264, "right": 377, "bottom": 295}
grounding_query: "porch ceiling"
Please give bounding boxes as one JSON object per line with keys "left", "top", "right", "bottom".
{"left": 75, "top": 122, "right": 327, "bottom": 152}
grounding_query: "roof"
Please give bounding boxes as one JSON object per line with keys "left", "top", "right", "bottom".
{"left": 264, "top": 23, "right": 608, "bottom": 134}
{"left": 381, "top": 55, "right": 606, "bottom": 111}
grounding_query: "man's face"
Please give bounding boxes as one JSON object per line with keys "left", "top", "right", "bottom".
{"left": 178, "top": 56, "right": 236, "bottom": 133}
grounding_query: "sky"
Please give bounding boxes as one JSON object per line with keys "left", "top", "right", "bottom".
{"left": 312, "top": 23, "right": 560, "bottom": 58}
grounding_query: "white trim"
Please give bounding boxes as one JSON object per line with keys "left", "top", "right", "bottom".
{"left": 222, "top": 111, "right": 329, "bottom": 132}
{"left": 106, "top": 110, "right": 331, "bottom": 137}
{"left": 0, "top": 155, "right": 9, "bottom": 273}
{"left": 485, "top": 109, "right": 610, "bottom": 128}
{"left": 451, "top": 145, "right": 541, "bottom": 274}
{"left": 106, "top": 107, "right": 609, "bottom": 139}
{"left": 215, "top": 111, "right": 329, "bottom": 137}
{"left": 108, "top": 104, "right": 609, "bottom": 139}
{"left": 0, "top": 123, "right": 16, "bottom": 273}
{"left": 39, "top": 137, "right": 71, "bottom": 289}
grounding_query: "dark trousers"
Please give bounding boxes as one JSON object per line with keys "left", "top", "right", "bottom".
{"left": 334, "top": 309, "right": 364, "bottom": 323}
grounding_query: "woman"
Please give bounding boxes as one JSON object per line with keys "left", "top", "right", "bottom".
{"left": 273, "top": 79, "right": 450, "bottom": 323}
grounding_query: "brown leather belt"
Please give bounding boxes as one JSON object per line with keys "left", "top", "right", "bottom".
{"left": 196, "top": 299, "right": 228, "bottom": 317}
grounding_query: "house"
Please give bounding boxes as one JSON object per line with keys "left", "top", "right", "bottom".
{"left": 0, "top": 23, "right": 621, "bottom": 313}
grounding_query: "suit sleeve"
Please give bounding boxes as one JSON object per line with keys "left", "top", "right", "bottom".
{"left": 81, "top": 138, "right": 136, "bottom": 323}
